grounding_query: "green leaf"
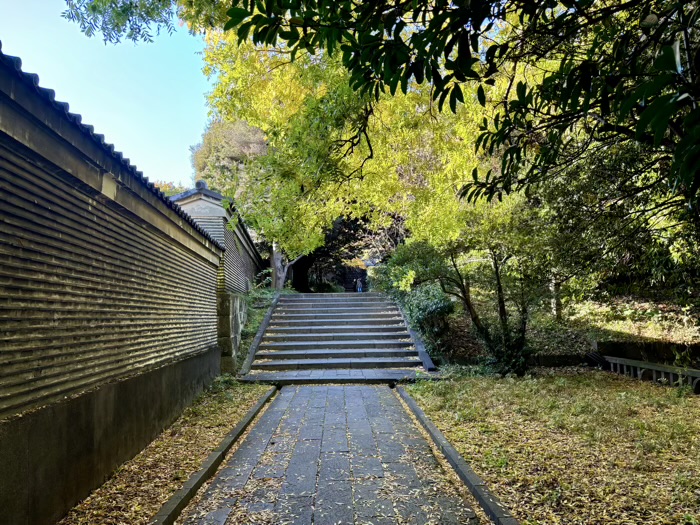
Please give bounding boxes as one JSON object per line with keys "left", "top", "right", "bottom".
{"left": 672, "top": 39, "right": 682, "bottom": 73}
{"left": 438, "top": 89, "right": 450, "bottom": 112}
{"left": 654, "top": 44, "right": 681, "bottom": 73}
{"left": 453, "top": 84, "right": 464, "bottom": 104}
{"left": 635, "top": 94, "right": 675, "bottom": 142}
{"left": 400, "top": 67, "right": 409, "bottom": 94}
{"left": 237, "top": 21, "right": 254, "bottom": 42}
{"left": 618, "top": 73, "right": 674, "bottom": 116}
{"left": 477, "top": 84, "right": 486, "bottom": 107}
{"left": 388, "top": 71, "right": 401, "bottom": 96}
{"left": 414, "top": 61, "right": 425, "bottom": 84}
{"left": 225, "top": 7, "right": 250, "bottom": 31}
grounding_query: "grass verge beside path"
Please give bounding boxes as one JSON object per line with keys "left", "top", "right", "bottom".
{"left": 58, "top": 377, "right": 269, "bottom": 525}
{"left": 407, "top": 368, "right": 700, "bottom": 525}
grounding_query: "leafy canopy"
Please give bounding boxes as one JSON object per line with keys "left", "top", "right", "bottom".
{"left": 65, "top": 0, "right": 700, "bottom": 209}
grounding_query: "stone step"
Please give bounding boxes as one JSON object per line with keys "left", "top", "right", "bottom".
{"left": 266, "top": 324, "right": 409, "bottom": 334}
{"left": 268, "top": 317, "right": 404, "bottom": 327}
{"left": 256, "top": 349, "right": 419, "bottom": 360}
{"left": 239, "top": 368, "right": 432, "bottom": 384}
{"left": 278, "top": 295, "right": 387, "bottom": 302}
{"left": 258, "top": 340, "right": 413, "bottom": 351}
{"left": 262, "top": 331, "right": 410, "bottom": 342}
{"left": 275, "top": 306, "right": 399, "bottom": 315}
{"left": 250, "top": 357, "right": 423, "bottom": 370}
{"left": 270, "top": 313, "right": 402, "bottom": 321}
{"left": 243, "top": 293, "right": 430, "bottom": 382}
{"left": 281, "top": 293, "right": 384, "bottom": 299}
{"left": 275, "top": 301, "right": 395, "bottom": 308}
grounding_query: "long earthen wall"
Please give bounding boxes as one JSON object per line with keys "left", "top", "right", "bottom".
{"left": 0, "top": 44, "right": 224, "bottom": 524}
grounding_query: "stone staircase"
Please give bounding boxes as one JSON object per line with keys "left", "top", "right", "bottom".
{"left": 242, "top": 293, "right": 433, "bottom": 384}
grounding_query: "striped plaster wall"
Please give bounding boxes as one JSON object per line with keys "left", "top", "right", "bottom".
{"left": 0, "top": 145, "right": 218, "bottom": 418}
{"left": 222, "top": 220, "right": 260, "bottom": 294}
{"left": 0, "top": 47, "right": 223, "bottom": 421}
{"left": 171, "top": 203, "right": 264, "bottom": 295}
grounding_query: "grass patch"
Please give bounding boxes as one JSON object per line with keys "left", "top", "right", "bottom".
{"left": 567, "top": 298, "right": 700, "bottom": 345}
{"left": 408, "top": 368, "right": 700, "bottom": 525}
{"left": 58, "top": 377, "right": 269, "bottom": 525}
{"left": 439, "top": 295, "right": 700, "bottom": 365}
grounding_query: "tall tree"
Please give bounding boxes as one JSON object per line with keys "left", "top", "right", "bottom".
{"left": 191, "top": 119, "right": 266, "bottom": 195}
{"left": 195, "top": 33, "right": 493, "bottom": 290}
{"left": 65, "top": 0, "right": 700, "bottom": 210}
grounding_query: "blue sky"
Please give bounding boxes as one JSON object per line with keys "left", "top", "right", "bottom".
{"left": 0, "top": 0, "right": 211, "bottom": 187}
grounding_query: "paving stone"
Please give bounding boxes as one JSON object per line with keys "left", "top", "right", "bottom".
{"left": 204, "top": 465, "right": 252, "bottom": 494}
{"left": 356, "top": 515, "right": 396, "bottom": 525}
{"left": 321, "top": 428, "right": 349, "bottom": 453}
{"left": 309, "top": 394, "right": 328, "bottom": 408}
{"left": 393, "top": 499, "right": 433, "bottom": 524}
{"left": 323, "top": 412, "right": 347, "bottom": 430}
{"left": 253, "top": 456, "right": 287, "bottom": 479}
{"left": 289, "top": 439, "right": 322, "bottom": 466}
{"left": 314, "top": 478, "right": 354, "bottom": 525}
{"left": 275, "top": 495, "right": 313, "bottom": 525}
{"left": 193, "top": 507, "right": 231, "bottom": 525}
{"left": 433, "top": 495, "right": 478, "bottom": 525}
{"left": 370, "top": 417, "right": 395, "bottom": 434}
{"left": 349, "top": 437, "right": 377, "bottom": 457}
{"left": 385, "top": 460, "right": 424, "bottom": 492}
{"left": 319, "top": 452, "right": 351, "bottom": 481}
{"left": 283, "top": 440, "right": 321, "bottom": 496}
{"left": 352, "top": 455, "right": 384, "bottom": 479}
{"left": 410, "top": 450, "right": 440, "bottom": 470}
{"left": 305, "top": 405, "right": 326, "bottom": 419}
{"left": 280, "top": 470, "right": 317, "bottom": 497}
{"left": 376, "top": 436, "right": 406, "bottom": 462}
{"left": 298, "top": 423, "right": 323, "bottom": 441}
{"left": 353, "top": 479, "right": 394, "bottom": 520}
{"left": 364, "top": 404, "right": 383, "bottom": 417}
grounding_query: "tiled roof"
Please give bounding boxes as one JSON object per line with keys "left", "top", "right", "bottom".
{"left": 169, "top": 181, "right": 225, "bottom": 203}
{"left": 0, "top": 40, "right": 224, "bottom": 251}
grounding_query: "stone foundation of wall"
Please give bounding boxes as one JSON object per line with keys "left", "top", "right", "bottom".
{"left": 0, "top": 346, "right": 220, "bottom": 525}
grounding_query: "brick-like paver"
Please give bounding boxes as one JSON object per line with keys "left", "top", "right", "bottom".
{"left": 183, "top": 385, "right": 476, "bottom": 525}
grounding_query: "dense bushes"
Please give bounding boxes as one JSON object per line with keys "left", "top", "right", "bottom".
{"left": 392, "top": 283, "right": 454, "bottom": 355}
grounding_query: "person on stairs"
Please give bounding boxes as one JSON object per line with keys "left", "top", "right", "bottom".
{"left": 355, "top": 278, "right": 363, "bottom": 293}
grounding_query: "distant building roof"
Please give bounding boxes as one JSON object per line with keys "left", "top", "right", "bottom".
{"left": 0, "top": 40, "right": 223, "bottom": 251}
{"left": 171, "top": 181, "right": 262, "bottom": 261}
{"left": 170, "top": 180, "right": 226, "bottom": 203}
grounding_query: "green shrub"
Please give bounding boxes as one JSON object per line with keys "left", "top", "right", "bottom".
{"left": 402, "top": 283, "right": 454, "bottom": 353}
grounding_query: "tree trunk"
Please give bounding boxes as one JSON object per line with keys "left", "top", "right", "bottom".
{"left": 515, "top": 272, "right": 529, "bottom": 350}
{"left": 445, "top": 254, "right": 491, "bottom": 345}
{"left": 271, "top": 242, "right": 304, "bottom": 290}
{"left": 271, "top": 242, "right": 285, "bottom": 290}
{"left": 550, "top": 277, "right": 563, "bottom": 322}
{"left": 491, "top": 251, "right": 510, "bottom": 346}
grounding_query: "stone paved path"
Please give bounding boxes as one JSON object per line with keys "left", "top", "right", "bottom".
{"left": 182, "top": 385, "right": 477, "bottom": 525}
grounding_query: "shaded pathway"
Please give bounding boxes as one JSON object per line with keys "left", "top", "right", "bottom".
{"left": 182, "top": 385, "right": 477, "bottom": 525}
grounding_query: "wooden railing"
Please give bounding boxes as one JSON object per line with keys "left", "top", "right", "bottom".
{"left": 604, "top": 356, "right": 700, "bottom": 394}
